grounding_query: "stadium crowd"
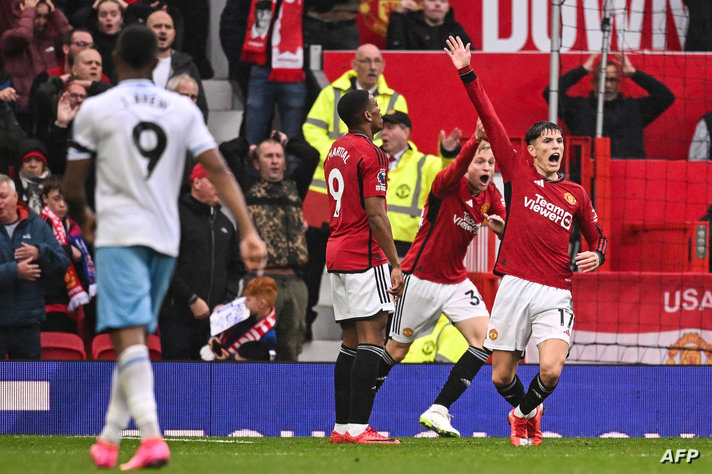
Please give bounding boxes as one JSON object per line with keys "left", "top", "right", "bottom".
{"left": 0, "top": 0, "right": 709, "bottom": 461}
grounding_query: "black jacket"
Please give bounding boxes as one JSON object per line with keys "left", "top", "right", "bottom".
{"left": 386, "top": 8, "right": 471, "bottom": 51}
{"left": 159, "top": 194, "right": 244, "bottom": 323}
{"left": 544, "top": 66, "right": 675, "bottom": 158}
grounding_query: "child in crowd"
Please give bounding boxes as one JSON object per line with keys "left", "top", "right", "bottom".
{"left": 208, "top": 276, "right": 278, "bottom": 361}
{"left": 39, "top": 175, "right": 96, "bottom": 336}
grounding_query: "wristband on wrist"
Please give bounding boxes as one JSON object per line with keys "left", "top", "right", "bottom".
{"left": 188, "top": 295, "right": 198, "bottom": 305}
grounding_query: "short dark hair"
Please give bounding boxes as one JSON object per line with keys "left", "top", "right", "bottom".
{"left": 525, "top": 121, "right": 563, "bottom": 145}
{"left": 41, "top": 175, "right": 64, "bottom": 197}
{"left": 115, "top": 24, "right": 158, "bottom": 70}
{"left": 337, "top": 90, "right": 371, "bottom": 129}
{"left": 64, "top": 28, "right": 92, "bottom": 45}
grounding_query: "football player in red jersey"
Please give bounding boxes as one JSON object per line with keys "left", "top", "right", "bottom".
{"left": 325, "top": 90, "right": 404, "bottom": 444}
{"left": 445, "top": 36, "right": 608, "bottom": 446}
{"left": 374, "top": 117, "right": 506, "bottom": 437}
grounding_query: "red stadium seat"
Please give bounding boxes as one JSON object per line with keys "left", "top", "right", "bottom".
{"left": 91, "top": 334, "right": 115, "bottom": 360}
{"left": 41, "top": 332, "right": 87, "bottom": 360}
{"left": 146, "top": 335, "right": 162, "bottom": 361}
{"left": 91, "top": 334, "right": 161, "bottom": 361}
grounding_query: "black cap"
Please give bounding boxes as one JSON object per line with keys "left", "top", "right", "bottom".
{"left": 382, "top": 110, "right": 411, "bottom": 129}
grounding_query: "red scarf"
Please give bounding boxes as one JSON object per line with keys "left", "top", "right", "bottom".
{"left": 223, "top": 307, "right": 276, "bottom": 355}
{"left": 241, "top": 0, "right": 305, "bottom": 83}
{"left": 41, "top": 206, "right": 90, "bottom": 314}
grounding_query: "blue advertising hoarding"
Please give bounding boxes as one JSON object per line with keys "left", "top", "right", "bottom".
{"left": 0, "top": 362, "right": 708, "bottom": 438}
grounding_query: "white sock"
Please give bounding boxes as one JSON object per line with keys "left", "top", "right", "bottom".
{"left": 514, "top": 406, "right": 527, "bottom": 418}
{"left": 333, "top": 423, "right": 348, "bottom": 435}
{"left": 100, "top": 366, "right": 130, "bottom": 444}
{"left": 117, "top": 344, "right": 161, "bottom": 439}
{"left": 348, "top": 423, "right": 368, "bottom": 436}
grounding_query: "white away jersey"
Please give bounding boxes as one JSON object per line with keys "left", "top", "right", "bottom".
{"left": 68, "top": 79, "right": 216, "bottom": 256}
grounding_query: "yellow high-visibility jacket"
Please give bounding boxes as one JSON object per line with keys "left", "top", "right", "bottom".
{"left": 385, "top": 141, "right": 453, "bottom": 243}
{"left": 402, "top": 315, "right": 468, "bottom": 363}
{"left": 303, "top": 70, "right": 408, "bottom": 195}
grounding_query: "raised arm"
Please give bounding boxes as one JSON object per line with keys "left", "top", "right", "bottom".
{"left": 431, "top": 123, "right": 482, "bottom": 197}
{"left": 444, "top": 36, "right": 517, "bottom": 177}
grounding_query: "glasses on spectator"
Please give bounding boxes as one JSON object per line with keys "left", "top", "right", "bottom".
{"left": 69, "top": 93, "right": 87, "bottom": 101}
{"left": 72, "top": 41, "right": 95, "bottom": 48}
{"left": 356, "top": 57, "right": 383, "bottom": 66}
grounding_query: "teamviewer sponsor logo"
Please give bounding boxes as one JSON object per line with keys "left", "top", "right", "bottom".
{"left": 453, "top": 213, "right": 479, "bottom": 235}
{"left": 524, "top": 193, "right": 573, "bottom": 230}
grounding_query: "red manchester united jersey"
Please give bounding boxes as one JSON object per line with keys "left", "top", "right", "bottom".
{"left": 459, "top": 66, "right": 608, "bottom": 290}
{"left": 324, "top": 132, "right": 389, "bottom": 272}
{"left": 402, "top": 136, "right": 506, "bottom": 284}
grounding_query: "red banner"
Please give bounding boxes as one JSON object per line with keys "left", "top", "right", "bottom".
{"left": 566, "top": 272, "right": 712, "bottom": 364}
{"left": 357, "top": 0, "right": 687, "bottom": 51}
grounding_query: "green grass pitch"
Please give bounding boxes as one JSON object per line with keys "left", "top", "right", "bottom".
{"left": 1, "top": 436, "right": 710, "bottom": 473}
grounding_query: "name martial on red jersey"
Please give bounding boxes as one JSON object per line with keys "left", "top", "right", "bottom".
{"left": 458, "top": 67, "right": 608, "bottom": 290}
{"left": 324, "top": 132, "right": 389, "bottom": 272}
{"left": 402, "top": 136, "right": 506, "bottom": 285}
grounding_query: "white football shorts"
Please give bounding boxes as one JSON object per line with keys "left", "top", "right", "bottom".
{"left": 484, "top": 274, "right": 574, "bottom": 353}
{"left": 390, "top": 274, "right": 490, "bottom": 343}
{"left": 330, "top": 263, "right": 395, "bottom": 322}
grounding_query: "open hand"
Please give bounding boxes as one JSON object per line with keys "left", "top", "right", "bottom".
{"left": 440, "top": 127, "right": 462, "bottom": 152}
{"left": 444, "top": 36, "right": 471, "bottom": 70}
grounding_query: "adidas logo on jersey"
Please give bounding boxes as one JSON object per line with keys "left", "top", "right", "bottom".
{"left": 534, "top": 179, "right": 545, "bottom": 187}
{"left": 466, "top": 199, "right": 473, "bottom": 207}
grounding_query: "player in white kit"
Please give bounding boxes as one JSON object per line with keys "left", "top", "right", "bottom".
{"left": 63, "top": 25, "right": 266, "bottom": 469}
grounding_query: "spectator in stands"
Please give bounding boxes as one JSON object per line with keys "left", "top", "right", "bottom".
{"left": 14, "top": 138, "right": 51, "bottom": 215}
{"left": 241, "top": 0, "right": 307, "bottom": 145}
{"left": 302, "top": 43, "right": 408, "bottom": 340}
{"left": 0, "top": 69, "right": 28, "bottom": 176}
{"left": 543, "top": 52, "right": 675, "bottom": 159}
{"left": 685, "top": 0, "right": 712, "bottom": 51}
{"left": 689, "top": 111, "right": 711, "bottom": 161}
{"left": 166, "top": 73, "right": 201, "bottom": 191}
{"left": 0, "top": 0, "right": 72, "bottom": 132}
{"left": 159, "top": 164, "right": 244, "bottom": 360}
{"left": 235, "top": 131, "right": 318, "bottom": 361}
{"left": 219, "top": 0, "right": 251, "bottom": 109}
{"left": 171, "top": 0, "right": 213, "bottom": 79}
{"left": 0, "top": 173, "right": 70, "bottom": 360}
{"left": 146, "top": 9, "right": 209, "bottom": 120}
{"left": 40, "top": 175, "right": 95, "bottom": 336}
{"left": 44, "top": 28, "right": 102, "bottom": 79}
{"left": 386, "top": 0, "right": 471, "bottom": 51}
{"left": 45, "top": 80, "right": 98, "bottom": 177}
{"left": 90, "top": 0, "right": 125, "bottom": 83}
{"left": 304, "top": 0, "right": 358, "bottom": 50}
{"left": 379, "top": 110, "right": 461, "bottom": 257}
{"left": 30, "top": 48, "right": 111, "bottom": 141}
{"left": 208, "top": 276, "right": 278, "bottom": 361}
